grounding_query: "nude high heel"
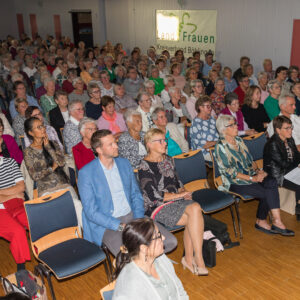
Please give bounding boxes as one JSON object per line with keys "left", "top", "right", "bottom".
{"left": 181, "top": 257, "right": 198, "bottom": 275}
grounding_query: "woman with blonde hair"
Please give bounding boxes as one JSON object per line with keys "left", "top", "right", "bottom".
{"left": 137, "top": 128, "right": 208, "bottom": 276}
{"left": 242, "top": 86, "right": 270, "bottom": 132}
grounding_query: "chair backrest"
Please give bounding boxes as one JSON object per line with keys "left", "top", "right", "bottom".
{"left": 173, "top": 150, "right": 209, "bottom": 191}
{"left": 24, "top": 189, "right": 80, "bottom": 256}
{"left": 243, "top": 132, "right": 267, "bottom": 169}
{"left": 209, "top": 148, "right": 223, "bottom": 189}
{"left": 19, "top": 135, "right": 25, "bottom": 151}
{"left": 100, "top": 281, "right": 116, "bottom": 300}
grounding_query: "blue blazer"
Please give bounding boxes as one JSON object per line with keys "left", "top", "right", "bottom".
{"left": 78, "top": 157, "right": 144, "bottom": 246}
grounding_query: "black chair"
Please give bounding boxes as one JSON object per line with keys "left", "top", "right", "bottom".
{"left": 24, "top": 190, "right": 112, "bottom": 300}
{"left": 173, "top": 150, "right": 238, "bottom": 237}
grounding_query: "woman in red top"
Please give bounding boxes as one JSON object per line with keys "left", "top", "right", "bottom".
{"left": 72, "top": 117, "right": 97, "bottom": 170}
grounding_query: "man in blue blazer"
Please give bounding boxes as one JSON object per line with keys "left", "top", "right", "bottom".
{"left": 78, "top": 129, "right": 177, "bottom": 256}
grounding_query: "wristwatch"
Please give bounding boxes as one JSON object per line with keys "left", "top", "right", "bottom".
{"left": 118, "top": 223, "right": 125, "bottom": 232}
{"left": 249, "top": 176, "right": 253, "bottom": 181}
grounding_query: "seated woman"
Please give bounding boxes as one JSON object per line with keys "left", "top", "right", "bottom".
{"left": 165, "top": 87, "right": 191, "bottom": 126}
{"left": 39, "top": 77, "right": 57, "bottom": 118}
{"left": 99, "top": 70, "right": 114, "bottom": 97}
{"left": 191, "top": 96, "right": 219, "bottom": 161}
{"left": 118, "top": 109, "right": 147, "bottom": 169}
{"left": 242, "top": 63, "right": 258, "bottom": 86}
{"left": 205, "top": 70, "right": 218, "bottom": 96}
{"left": 183, "top": 67, "right": 198, "bottom": 97}
{"left": 123, "top": 66, "right": 144, "bottom": 99}
{"left": 148, "top": 65, "right": 165, "bottom": 95}
{"left": 160, "top": 75, "right": 175, "bottom": 104}
{"left": 72, "top": 117, "right": 97, "bottom": 170}
{"left": 0, "top": 156, "right": 31, "bottom": 271}
{"left": 264, "top": 116, "right": 300, "bottom": 221}
{"left": 97, "top": 96, "right": 127, "bottom": 139}
{"left": 68, "top": 77, "right": 89, "bottom": 106}
{"left": 186, "top": 79, "right": 205, "bottom": 120}
{"left": 170, "top": 62, "right": 186, "bottom": 90}
{"left": 85, "top": 83, "right": 103, "bottom": 120}
{"left": 0, "top": 109, "right": 14, "bottom": 137}
{"left": 221, "top": 92, "right": 256, "bottom": 136}
{"left": 113, "top": 218, "right": 188, "bottom": 299}
{"left": 12, "top": 98, "right": 28, "bottom": 146}
{"left": 215, "top": 114, "right": 294, "bottom": 236}
{"left": 144, "top": 80, "right": 163, "bottom": 109}
{"left": 24, "top": 106, "right": 63, "bottom": 150}
{"left": 0, "top": 118, "right": 23, "bottom": 164}
{"left": 223, "top": 67, "right": 237, "bottom": 93}
{"left": 138, "top": 128, "right": 208, "bottom": 275}
{"left": 23, "top": 117, "right": 82, "bottom": 226}
{"left": 210, "top": 77, "right": 227, "bottom": 116}
{"left": 152, "top": 107, "right": 189, "bottom": 157}
{"left": 242, "top": 86, "right": 270, "bottom": 132}
{"left": 257, "top": 71, "right": 269, "bottom": 104}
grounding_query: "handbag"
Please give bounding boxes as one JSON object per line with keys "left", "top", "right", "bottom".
{"left": 1, "top": 270, "right": 48, "bottom": 299}
{"left": 202, "top": 238, "right": 216, "bottom": 268}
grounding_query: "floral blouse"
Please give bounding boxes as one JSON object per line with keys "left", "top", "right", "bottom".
{"left": 24, "top": 141, "right": 68, "bottom": 196}
{"left": 214, "top": 136, "right": 255, "bottom": 191}
{"left": 137, "top": 156, "right": 183, "bottom": 216}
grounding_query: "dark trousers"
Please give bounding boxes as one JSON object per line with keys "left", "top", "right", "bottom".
{"left": 282, "top": 179, "right": 300, "bottom": 203}
{"left": 230, "top": 177, "right": 280, "bottom": 220}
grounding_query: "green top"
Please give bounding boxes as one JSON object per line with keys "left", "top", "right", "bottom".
{"left": 149, "top": 77, "right": 165, "bottom": 95}
{"left": 40, "top": 94, "right": 57, "bottom": 119}
{"left": 263, "top": 95, "right": 280, "bottom": 120}
{"left": 214, "top": 136, "right": 255, "bottom": 191}
{"left": 104, "top": 67, "right": 116, "bottom": 82}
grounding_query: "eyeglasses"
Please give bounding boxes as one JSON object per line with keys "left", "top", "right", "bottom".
{"left": 225, "top": 122, "right": 237, "bottom": 128}
{"left": 151, "top": 231, "right": 162, "bottom": 241}
{"left": 151, "top": 139, "right": 167, "bottom": 144}
{"left": 282, "top": 125, "right": 293, "bottom": 130}
{"left": 92, "top": 90, "right": 101, "bottom": 94}
{"left": 85, "top": 127, "right": 97, "bottom": 131}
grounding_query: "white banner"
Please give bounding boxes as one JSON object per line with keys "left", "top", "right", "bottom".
{"left": 156, "top": 10, "right": 217, "bottom": 56}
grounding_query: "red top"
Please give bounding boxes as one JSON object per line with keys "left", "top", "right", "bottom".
{"left": 62, "top": 80, "right": 75, "bottom": 94}
{"left": 233, "top": 86, "right": 246, "bottom": 105}
{"left": 72, "top": 141, "right": 95, "bottom": 170}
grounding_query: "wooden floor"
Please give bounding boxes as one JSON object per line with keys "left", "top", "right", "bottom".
{"left": 1, "top": 199, "right": 300, "bottom": 299}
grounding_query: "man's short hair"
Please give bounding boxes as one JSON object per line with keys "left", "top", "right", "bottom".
{"left": 91, "top": 129, "right": 112, "bottom": 152}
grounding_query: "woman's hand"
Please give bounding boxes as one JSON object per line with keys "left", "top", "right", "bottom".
{"left": 253, "top": 173, "right": 265, "bottom": 183}
{"left": 180, "top": 191, "right": 193, "bottom": 200}
{"left": 43, "top": 134, "right": 49, "bottom": 146}
{"left": 52, "top": 162, "right": 58, "bottom": 171}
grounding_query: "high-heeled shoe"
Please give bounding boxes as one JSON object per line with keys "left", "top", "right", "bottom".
{"left": 192, "top": 257, "right": 209, "bottom": 276}
{"left": 181, "top": 257, "right": 198, "bottom": 275}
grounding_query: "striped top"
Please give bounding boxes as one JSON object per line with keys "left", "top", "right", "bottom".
{"left": 0, "top": 157, "right": 24, "bottom": 209}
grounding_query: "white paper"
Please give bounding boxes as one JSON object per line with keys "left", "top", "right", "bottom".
{"left": 284, "top": 167, "right": 300, "bottom": 185}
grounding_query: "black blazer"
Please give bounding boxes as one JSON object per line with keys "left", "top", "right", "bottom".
{"left": 263, "top": 134, "right": 300, "bottom": 185}
{"left": 49, "top": 106, "right": 65, "bottom": 142}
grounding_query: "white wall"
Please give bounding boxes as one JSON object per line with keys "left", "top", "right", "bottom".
{"left": 105, "top": 0, "right": 300, "bottom": 72}
{"left": 0, "top": 0, "right": 18, "bottom": 39}
{"left": 11, "top": 0, "right": 106, "bottom": 46}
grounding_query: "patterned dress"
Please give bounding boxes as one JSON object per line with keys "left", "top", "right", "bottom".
{"left": 137, "top": 156, "right": 193, "bottom": 227}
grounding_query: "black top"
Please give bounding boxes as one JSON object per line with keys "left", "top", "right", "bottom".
{"left": 85, "top": 101, "right": 103, "bottom": 120}
{"left": 49, "top": 106, "right": 65, "bottom": 142}
{"left": 241, "top": 104, "right": 270, "bottom": 132}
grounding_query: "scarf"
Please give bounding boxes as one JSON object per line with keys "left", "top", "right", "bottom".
{"left": 221, "top": 107, "right": 244, "bottom": 131}
{"left": 102, "top": 111, "right": 121, "bottom": 134}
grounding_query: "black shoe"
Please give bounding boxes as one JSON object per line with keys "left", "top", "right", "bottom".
{"left": 270, "top": 225, "right": 295, "bottom": 236}
{"left": 255, "top": 223, "right": 275, "bottom": 235}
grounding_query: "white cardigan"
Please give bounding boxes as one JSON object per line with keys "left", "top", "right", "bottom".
{"left": 112, "top": 254, "right": 189, "bottom": 300}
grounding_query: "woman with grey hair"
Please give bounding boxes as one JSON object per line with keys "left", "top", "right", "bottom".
{"left": 40, "top": 77, "right": 57, "bottom": 118}
{"left": 68, "top": 77, "right": 89, "bottom": 105}
{"left": 214, "top": 114, "right": 293, "bottom": 236}
{"left": 148, "top": 65, "right": 165, "bottom": 95}
{"left": 72, "top": 117, "right": 97, "bottom": 170}
{"left": 264, "top": 79, "right": 281, "bottom": 120}
{"left": 114, "top": 65, "right": 127, "bottom": 84}
{"left": 186, "top": 79, "right": 205, "bottom": 119}
{"left": 118, "top": 109, "right": 147, "bottom": 168}
{"left": 85, "top": 83, "right": 102, "bottom": 120}
{"left": 144, "top": 80, "right": 163, "bottom": 109}
{"left": 257, "top": 71, "right": 269, "bottom": 104}
{"left": 161, "top": 75, "right": 175, "bottom": 104}
{"left": 99, "top": 70, "right": 114, "bottom": 97}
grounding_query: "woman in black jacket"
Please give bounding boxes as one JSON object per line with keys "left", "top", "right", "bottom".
{"left": 263, "top": 115, "right": 300, "bottom": 220}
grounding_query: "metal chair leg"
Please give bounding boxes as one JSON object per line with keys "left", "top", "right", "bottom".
{"left": 229, "top": 205, "right": 238, "bottom": 238}
{"left": 234, "top": 199, "right": 243, "bottom": 239}
{"left": 102, "top": 245, "right": 113, "bottom": 282}
{"left": 34, "top": 264, "right": 45, "bottom": 284}
{"left": 38, "top": 264, "right": 56, "bottom": 300}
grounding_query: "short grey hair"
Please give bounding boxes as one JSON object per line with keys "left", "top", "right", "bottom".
{"left": 151, "top": 107, "right": 165, "bottom": 121}
{"left": 72, "top": 77, "right": 83, "bottom": 87}
{"left": 190, "top": 79, "right": 203, "bottom": 88}
{"left": 278, "top": 93, "right": 295, "bottom": 107}
{"left": 214, "top": 77, "right": 224, "bottom": 87}
{"left": 79, "top": 117, "right": 96, "bottom": 134}
{"left": 68, "top": 99, "right": 83, "bottom": 113}
{"left": 163, "top": 75, "right": 175, "bottom": 85}
{"left": 124, "top": 109, "right": 142, "bottom": 124}
{"left": 257, "top": 71, "right": 267, "bottom": 80}
{"left": 114, "top": 65, "right": 126, "bottom": 76}
{"left": 137, "top": 91, "right": 150, "bottom": 103}
{"left": 43, "top": 77, "right": 55, "bottom": 87}
{"left": 168, "top": 86, "right": 179, "bottom": 96}
{"left": 144, "top": 80, "right": 155, "bottom": 88}
{"left": 216, "top": 114, "right": 235, "bottom": 137}
{"left": 11, "top": 73, "right": 23, "bottom": 82}
{"left": 267, "top": 79, "right": 280, "bottom": 92}
{"left": 104, "top": 55, "right": 113, "bottom": 63}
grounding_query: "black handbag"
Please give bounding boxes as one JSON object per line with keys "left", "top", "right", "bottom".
{"left": 202, "top": 238, "right": 216, "bottom": 268}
